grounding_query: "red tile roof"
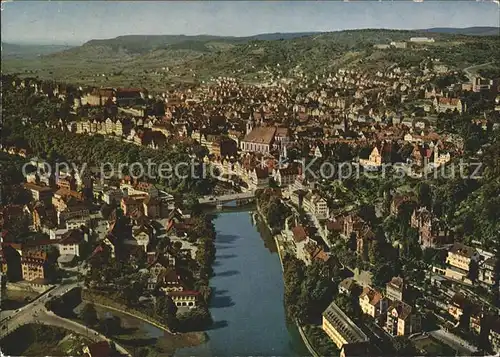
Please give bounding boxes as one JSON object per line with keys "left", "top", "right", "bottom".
{"left": 292, "top": 225, "right": 308, "bottom": 243}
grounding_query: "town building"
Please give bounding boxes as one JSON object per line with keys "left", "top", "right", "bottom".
{"left": 489, "top": 317, "right": 500, "bottom": 354}
{"left": 274, "top": 165, "right": 299, "bottom": 187}
{"left": 303, "top": 192, "right": 329, "bottom": 219}
{"left": 167, "top": 290, "right": 200, "bottom": 309}
{"left": 359, "top": 286, "right": 388, "bottom": 318}
{"left": 24, "top": 183, "right": 53, "bottom": 204}
{"left": 21, "top": 250, "right": 48, "bottom": 281}
{"left": 410, "top": 37, "right": 435, "bottom": 43}
{"left": 479, "top": 257, "right": 498, "bottom": 287}
{"left": 339, "top": 278, "right": 357, "bottom": 296}
{"left": 385, "top": 277, "right": 405, "bottom": 302}
{"left": 434, "top": 97, "right": 463, "bottom": 113}
{"left": 446, "top": 243, "right": 480, "bottom": 273}
{"left": 385, "top": 301, "right": 421, "bottom": 336}
{"left": 359, "top": 147, "right": 383, "bottom": 167}
{"left": 240, "top": 126, "right": 277, "bottom": 153}
{"left": 322, "top": 301, "right": 370, "bottom": 349}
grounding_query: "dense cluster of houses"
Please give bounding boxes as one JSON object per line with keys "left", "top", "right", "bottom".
{"left": 0, "top": 158, "right": 203, "bottom": 308}
{"left": 3, "top": 47, "right": 500, "bottom": 353}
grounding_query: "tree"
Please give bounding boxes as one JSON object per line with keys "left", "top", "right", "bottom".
{"left": 99, "top": 316, "right": 122, "bottom": 336}
{"left": 155, "top": 295, "right": 178, "bottom": 330}
{"left": 417, "top": 182, "right": 432, "bottom": 209}
{"left": 392, "top": 336, "right": 418, "bottom": 356}
{"left": 136, "top": 347, "right": 152, "bottom": 357}
{"left": 368, "top": 239, "right": 381, "bottom": 265}
{"left": 334, "top": 294, "right": 358, "bottom": 318}
{"left": 178, "top": 307, "right": 213, "bottom": 332}
{"left": 372, "top": 262, "right": 396, "bottom": 288}
{"left": 79, "top": 303, "right": 98, "bottom": 326}
{"left": 359, "top": 204, "right": 377, "bottom": 226}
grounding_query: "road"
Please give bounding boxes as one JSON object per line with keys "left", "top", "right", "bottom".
{"left": 0, "top": 282, "right": 130, "bottom": 356}
{"left": 430, "top": 328, "right": 478, "bottom": 355}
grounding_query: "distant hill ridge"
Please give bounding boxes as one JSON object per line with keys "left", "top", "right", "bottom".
{"left": 73, "top": 27, "right": 499, "bottom": 55}
{"left": 3, "top": 27, "right": 498, "bottom": 59}
{"left": 421, "top": 26, "right": 499, "bottom": 36}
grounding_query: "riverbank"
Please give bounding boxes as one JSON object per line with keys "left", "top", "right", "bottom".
{"left": 82, "top": 289, "right": 173, "bottom": 333}
{"left": 84, "top": 302, "right": 207, "bottom": 357}
{"left": 175, "top": 211, "right": 308, "bottom": 356}
{"left": 254, "top": 208, "right": 318, "bottom": 357}
{"left": 82, "top": 289, "right": 208, "bottom": 354}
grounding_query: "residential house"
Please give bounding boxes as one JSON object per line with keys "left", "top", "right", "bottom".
{"left": 250, "top": 167, "right": 269, "bottom": 189}
{"left": 303, "top": 192, "right": 329, "bottom": 219}
{"left": 274, "top": 165, "right": 299, "bottom": 187}
{"left": 479, "top": 257, "right": 498, "bottom": 287}
{"left": 291, "top": 225, "right": 309, "bottom": 259}
{"left": 57, "top": 175, "right": 77, "bottom": 191}
{"left": 121, "top": 196, "right": 144, "bottom": 216}
{"left": 304, "top": 242, "right": 330, "bottom": 265}
{"left": 58, "top": 229, "right": 85, "bottom": 257}
{"left": 21, "top": 250, "right": 48, "bottom": 281}
{"left": 339, "top": 278, "right": 357, "bottom": 296}
{"left": 446, "top": 243, "right": 480, "bottom": 274}
{"left": 143, "top": 196, "right": 160, "bottom": 218}
{"left": 125, "top": 225, "right": 152, "bottom": 252}
{"left": 359, "top": 286, "right": 388, "bottom": 318}
{"left": 385, "top": 301, "right": 421, "bottom": 336}
{"left": 489, "top": 317, "right": 500, "bottom": 353}
{"left": 434, "top": 97, "right": 463, "bottom": 113}
{"left": 146, "top": 253, "right": 175, "bottom": 290}
{"left": 469, "top": 305, "right": 483, "bottom": 335}
{"left": 161, "top": 269, "right": 184, "bottom": 293}
{"left": 167, "top": 290, "right": 200, "bottom": 309}
{"left": 343, "top": 214, "right": 366, "bottom": 240}
{"left": 410, "top": 207, "right": 448, "bottom": 247}
{"left": 24, "top": 183, "right": 53, "bottom": 204}
{"left": 102, "top": 188, "right": 123, "bottom": 205}
{"left": 385, "top": 277, "right": 405, "bottom": 302}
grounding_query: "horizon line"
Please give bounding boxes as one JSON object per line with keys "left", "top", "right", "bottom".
{"left": 3, "top": 25, "right": 499, "bottom": 46}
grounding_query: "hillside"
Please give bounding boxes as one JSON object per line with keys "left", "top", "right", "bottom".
{"left": 2, "top": 28, "right": 498, "bottom": 90}
{"left": 421, "top": 26, "right": 499, "bottom": 36}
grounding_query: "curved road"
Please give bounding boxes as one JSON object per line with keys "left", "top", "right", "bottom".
{"left": 0, "top": 283, "right": 130, "bottom": 356}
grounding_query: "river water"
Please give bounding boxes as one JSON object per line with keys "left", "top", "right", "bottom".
{"left": 175, "top": 211, "right": 309, "bottom": 357}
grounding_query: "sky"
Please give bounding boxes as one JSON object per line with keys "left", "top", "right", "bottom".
{"left": 1, "top": 1, "right": 499, "bottom": 45}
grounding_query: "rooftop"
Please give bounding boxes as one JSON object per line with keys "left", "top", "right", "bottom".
{"left": 242, "top": 126, "right": 277, "bottom": 145}
{"left": 322, "top": 301, "right": 369, "bottom": 344}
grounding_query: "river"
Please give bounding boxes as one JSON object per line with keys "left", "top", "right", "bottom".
{"left": 175, "top": 211, "right": 309, "bottom": 357}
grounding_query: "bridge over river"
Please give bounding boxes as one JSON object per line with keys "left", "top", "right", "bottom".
{"left": 198, "top": 191, "right": 256, "bottom": 206}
